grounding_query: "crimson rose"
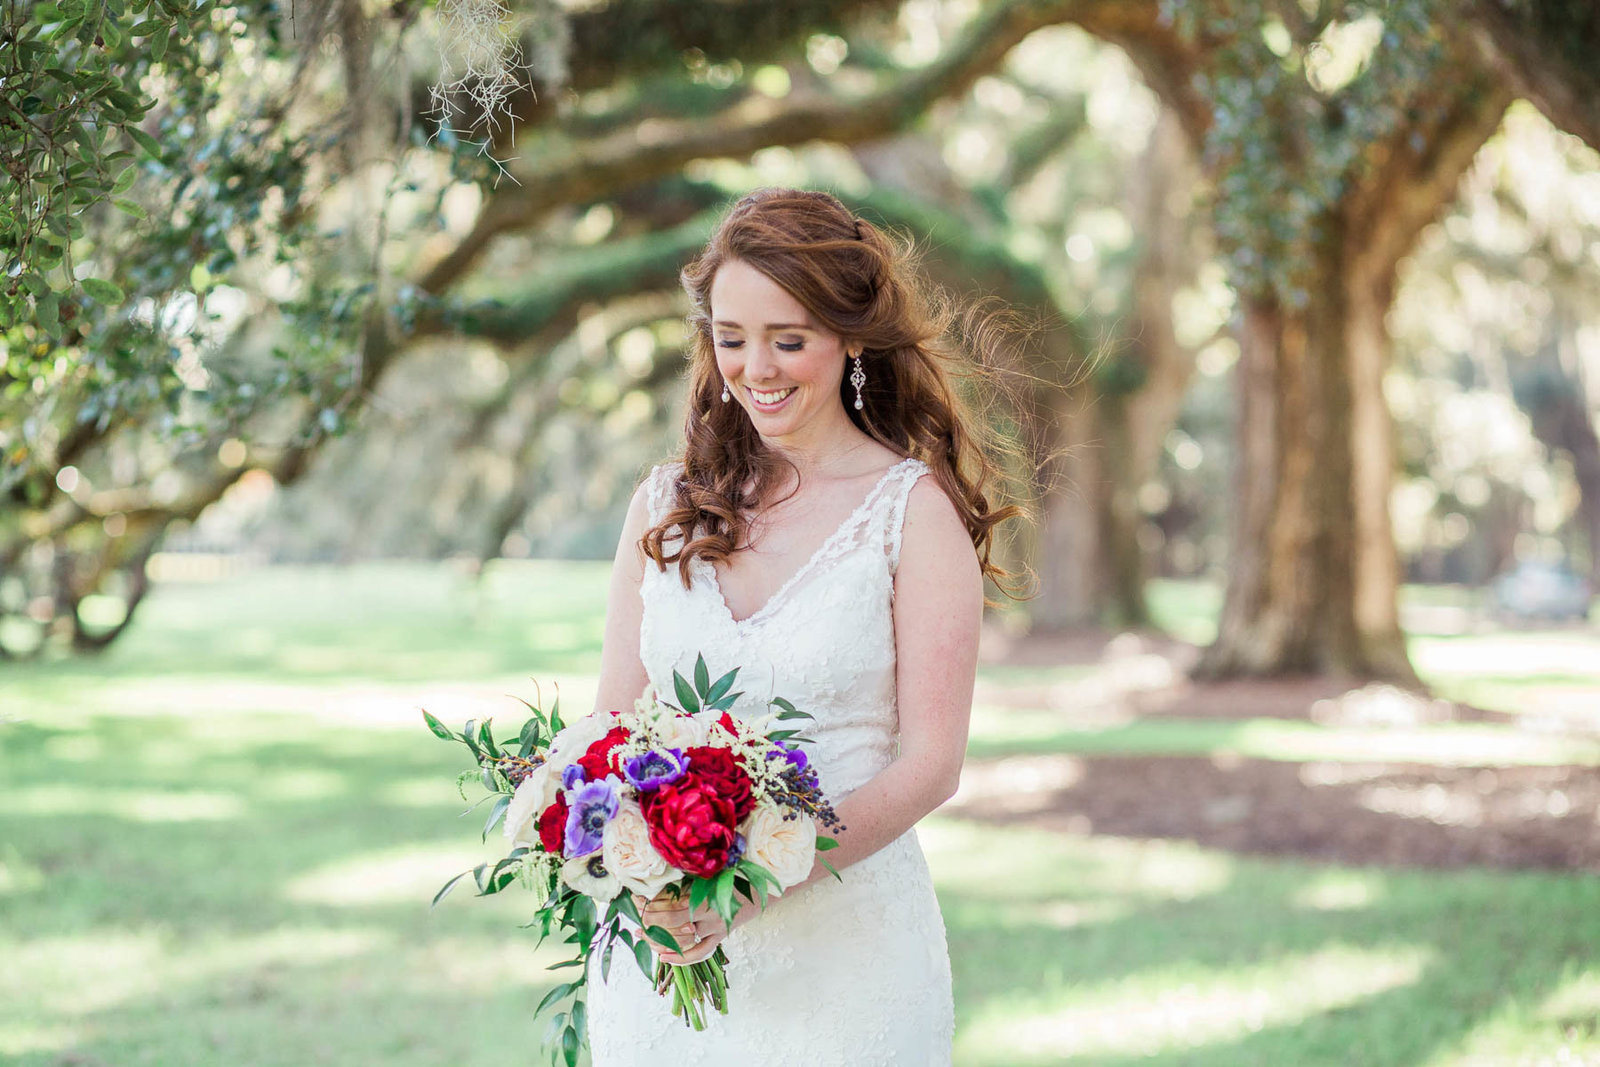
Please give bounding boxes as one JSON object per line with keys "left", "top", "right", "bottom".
{"left": 576, "top": 726, "right": 630, "bottom": 782}
{"left": 641, "top": 780, "right": 738, "bottom": 878}
{"left": 683, "top": 745, "right": 755, "bottom": 820}
{"left": 537, "top": 794, "right": 569, "bottom": 856}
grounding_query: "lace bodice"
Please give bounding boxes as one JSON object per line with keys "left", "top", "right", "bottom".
{"left": 638, "top": 455, "right": 930, "bottom": 797}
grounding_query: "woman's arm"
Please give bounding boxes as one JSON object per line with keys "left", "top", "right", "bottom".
{"left": 783, "top": 473, "right": 982, "bottom": 891}
{"left": 591, "top": 477, "right": 654, "bottom": 716}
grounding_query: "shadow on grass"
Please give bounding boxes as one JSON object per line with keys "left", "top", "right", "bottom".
{"left": 940, "top": 824, "right": 1599, "bottom": 1066}
{"left": 5, "top": 702, "right": 1597, "bottom": 1064}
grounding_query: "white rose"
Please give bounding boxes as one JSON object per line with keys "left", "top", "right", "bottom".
{"left": 561, "top": 852, "right": 621, "bottom": 901}
{"left": 603, "top": 798, "right": 680, "bottom": 898}
{"left": 744, "top": 803, "right": 817, "bottom": 891}
{"left": 652, "top": 709, "right": 708, "bottom": 752}
{"left": 547, "top": 711, "right": 614, "bottom": 767}
{"left": 503, "top": 763, "right": 559, "bottom": 850}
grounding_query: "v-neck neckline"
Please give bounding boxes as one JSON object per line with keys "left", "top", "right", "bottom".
{"left": 701, "top": 456, "right": 917, "bottom": 630}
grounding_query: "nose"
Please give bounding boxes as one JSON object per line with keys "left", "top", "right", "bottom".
{"left": 743, "top": 341, "right": 781, "bottom": 381}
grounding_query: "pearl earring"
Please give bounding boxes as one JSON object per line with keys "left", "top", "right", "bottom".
{"left": 850, "top": 352, "right": 866, "bottom": 410}
{"left": 721, "top": 381, "right": 730, "bottom": 403}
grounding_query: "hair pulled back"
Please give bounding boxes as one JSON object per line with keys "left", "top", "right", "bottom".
{"left": 641, "top": 187, "right": 1027, "bottom": 601}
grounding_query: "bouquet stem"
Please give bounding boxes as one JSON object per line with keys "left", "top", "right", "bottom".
{"left": 655, "top": 946, "right": 730, "bottom": 1030}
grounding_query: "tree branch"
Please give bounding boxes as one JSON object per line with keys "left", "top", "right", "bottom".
{"left": 417, "top": 0, "right": 1172, "bottom": 295}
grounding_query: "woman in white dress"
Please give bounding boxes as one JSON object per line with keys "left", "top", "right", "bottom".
{"left": 585, "top": 188, "right": 1025, "bottom": 1066}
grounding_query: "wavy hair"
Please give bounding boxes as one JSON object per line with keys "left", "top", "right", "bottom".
{"left": 640, "top": 187, "right": 1030, "bottom": 602}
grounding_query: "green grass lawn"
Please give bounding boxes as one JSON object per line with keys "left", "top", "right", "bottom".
{"left": 3, "top": 563, "right": 1598, "bottom": 1065}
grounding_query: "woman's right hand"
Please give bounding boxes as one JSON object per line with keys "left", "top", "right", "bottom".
{"left": 636, "top": 889, "right": 723, "bottom": 965}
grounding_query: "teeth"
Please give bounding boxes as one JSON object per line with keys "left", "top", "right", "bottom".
{"left": 750, "top": 387, "right": 795, "bottom": 404}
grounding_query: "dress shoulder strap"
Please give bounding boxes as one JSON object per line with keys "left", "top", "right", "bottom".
{"left": 882, "top": 457, "right": 932, "bottom": 575}
{"left": 645, "top": 460, "right": 684, "bottom": 527}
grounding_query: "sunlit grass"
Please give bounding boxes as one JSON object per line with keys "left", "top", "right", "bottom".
{"left": 2, "top": 563, "right": 1597, "bottom": 1064}
{"left": 965, "top": 713, "right": 1600, "bottom": 765}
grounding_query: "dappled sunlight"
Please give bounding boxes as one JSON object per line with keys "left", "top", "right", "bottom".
{"left": 1411, "top": 632, "right": 1600, "bottom": 682}
{"left": 1230, "top": 719, "right": 1600, "bottom": 767}
{"left": 955, "top": 943, "right": 1432, "bottom": 1064}
{"left": 5, "top": 785, "right": 246, "bottom": 822}
{"left": 1290, "top": 870, "right": 1387, "bottom": 912}
{"left": 284, "top": 844, "right": 503, "bottom": 906}
{"left": 925, "top": 820, "right": 1234, "bottom": 904}
{"left": 0, "top": 1022, "right": 75, "bottom": 1057}
{"left": 10, "top": 927, "right": 389, "bottom": 1018}
{"left": 250, "top": 768, "right": 350, "bottom": 802}
{"left": 1417, "top": 969, "right": 1600, "bottom": 1065}
{"left": 379, "top": 777, "right": 463, "bottom": 808}
{"left": 388, "top": 934, "right": 580, "bottom": 996}
{"left": 949, "top": 752, "right": 1085, "bottom": 814}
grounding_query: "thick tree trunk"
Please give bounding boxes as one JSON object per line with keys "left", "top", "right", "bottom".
{"left": 1198, "top": 258, "right": 1415, "bottom": 682}
{"left": 1030, "top": 386, "right": 1105, "bottom": 629}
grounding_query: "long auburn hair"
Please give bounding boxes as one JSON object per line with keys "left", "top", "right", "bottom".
{"left": 640, "top": 187, "right": 1029, "bottom": 602}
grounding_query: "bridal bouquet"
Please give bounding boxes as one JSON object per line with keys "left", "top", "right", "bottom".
{"left": 424, "top": 654, "right": 842, "bottom": 1064}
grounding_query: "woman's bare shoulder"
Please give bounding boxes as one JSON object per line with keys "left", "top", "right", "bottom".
{"left": 900, "top": 471, "right": 979, "bottom": 574}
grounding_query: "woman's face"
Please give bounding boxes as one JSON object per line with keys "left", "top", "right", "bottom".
{"left": 709, "top": 258, "right": 854, "bottom": 450}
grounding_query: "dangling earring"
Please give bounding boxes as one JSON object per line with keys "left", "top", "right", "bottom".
{"left": 850, "top": 352, "right": 866, "bottom": 410}
{"left": 721, "top": 381, "right": 731, "bottom": 403}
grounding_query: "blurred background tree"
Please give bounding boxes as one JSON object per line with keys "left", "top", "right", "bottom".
{"left": 3, "top": 0, "right": 1597, "bottom": 681}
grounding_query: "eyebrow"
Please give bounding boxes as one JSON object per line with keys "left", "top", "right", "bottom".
{"left": 712, "top": 321, "right": 814, "bottom": 331}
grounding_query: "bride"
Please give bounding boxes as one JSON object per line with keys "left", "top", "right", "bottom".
{"left": 585, "top": 188, "right": 1024, "bottom": 1065}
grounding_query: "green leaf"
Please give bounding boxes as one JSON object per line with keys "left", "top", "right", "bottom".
{"left": 818, "top": 855, "right": 842, "bottom": 881}
{"left": 632, "top": 935, "right": 653, "bottom": 978}
{"left": 481, "top": 793, "right": 509, "bottom": 841}
{"left": 688, "top": 876, "right": 712, "bottom": 915}
{"left": 672, "top": 670, "right": 700, "bottom": 714}
{"left": 615, "top": 892, "right": 642, "bottom": 928}
{"left": 562, "top": 1022, "right": 578, "bottom": 1067}
{"left": 127, "top": 126, "right": 161, "bottom": 160}
{"left": 645, "top": 925, "right": 682, "bottom": 954}
{"left": 79, "top": 277, "right": 124, "bottom": 304}
{"left": 713, "top": 868, "right": 736, "bottom": 924}
{"left": 534, "top": 980, "right": 576, "bottom": 1016}
{"left": 601, "top": 938, "right": 614, "bottom": 982}
{"left": 36, "top": 292, "right": 60, "bottom": 335}
{"left": 571, "top": 999, "right": 587, "bottom": 1044}
{"left": 704, "top": 667, "right": 738, "bottom": 706}
{"left": 815, "top": 835, "right": 839, "bottom": 851}
{"left": 429, "top": 870, "right": 468, "bottom": 909}
{"left": 477, "top": 719, "right": 498, "bottom": 757}
{"left": 151, "top": 24, "right": 169, "bottom": 60}
{"left": 421, "top": 709, "right": 453, "bottom": 740}
{"left": 546, "top": 958, "right": 585, "bottom": 970}
{"left": 518, "top": 717, "right": 542, "bottom": 757}
{"left": 693, "top": 653, "right": 709, "bottom": 695}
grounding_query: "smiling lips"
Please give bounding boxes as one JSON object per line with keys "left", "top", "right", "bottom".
{"left": 748, "top": 386, "right": 796, "bottom": 406}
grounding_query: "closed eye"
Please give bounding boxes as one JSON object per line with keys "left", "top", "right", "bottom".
{"left": 776, "top": 340, "right": 804, "bottom": 352}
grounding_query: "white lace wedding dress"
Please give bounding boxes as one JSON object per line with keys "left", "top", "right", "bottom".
{"left": 587, "top": 455, "right": 955, "bottom": 1066}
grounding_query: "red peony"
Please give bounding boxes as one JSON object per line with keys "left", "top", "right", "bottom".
{"left": 640, "top": 780, "right": 738, "bottom": 878}
{"left": 683, "top": 745, "right": 755, "bottom": 821}
{"left": 576, "top": 726, "right": 630, "bottom": 782}
{"left": 537, "top": 794, "right": 569, "bottom": 856}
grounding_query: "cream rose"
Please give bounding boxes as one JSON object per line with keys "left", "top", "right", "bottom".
{"left": 547, "top": 711, "right": 614, "bottom": 768}
{"left": 602, "top": 798, "right": 680, "bottom": 898}
{"left": 744, "top": 803, "right": 817, "bottom": 890}
{"left": 503, "top": 763, "right": 559, "bottom": 849}
{"left": 651, "top": 709, "right": 708, "bottom": 751}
